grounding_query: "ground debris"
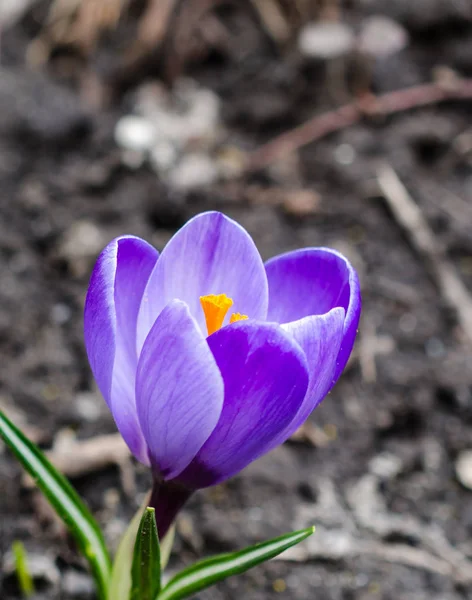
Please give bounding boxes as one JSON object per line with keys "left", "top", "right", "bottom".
{"left": 2, "top": 2, "right": 472, "bottom": 599}
{"left": 0, "top": 67, "right": 90, "bottom": 142}
{"left": 377, "top": 163, "right": 472, "bottom": 345}
{"left": 278, "top": 526, "right": 472, "bottom": 584}
{"left": 288, "top": 473, "right": 472, "bottom": 584}
{"left": 23, "top": 429, "right": 135, "bottom": 497}
{"left": 358, "top": 320, "right": 396, "bottom": 383}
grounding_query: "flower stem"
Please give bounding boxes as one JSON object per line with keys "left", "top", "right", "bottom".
{"left": 149, "top": 478, "right": 192, "bottom": 539}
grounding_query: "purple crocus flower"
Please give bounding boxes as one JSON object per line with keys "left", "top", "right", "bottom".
{"left": 84, "top": 211, "right": 360, "bottom": 536}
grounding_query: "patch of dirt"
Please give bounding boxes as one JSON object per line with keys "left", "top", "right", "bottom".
{"left": 1, "top": 1, "right": 472, "bottom": 599}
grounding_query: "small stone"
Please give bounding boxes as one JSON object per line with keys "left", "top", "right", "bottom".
{"left": 114, "top": 115, "right": 156, "bottom": 153}
{"left": 183, "top": 85, "right": 221, "bottom": 139}
{"left": 103, "top": 488, "right": 120, "bottom": 510}
{"left": 62, "top": 570, "right": 95, "bottom": 599}
{"left": 75, "top": 392, "right": 102, "bottom": 422}
{"left": 168, "top": 154, "right": 219, "bottom": 190}
{"left": 425, "top": 337, "right": 446, "bottom": 359}
{"left": 283, "top": 189, "right": 321, "bottom": 217}
{"left": 399, "top": 312, "right": 417, "bottom": 333}
{"left": 334, "top": 143, "right": 356, "bottom": 165}
{"left": 273, "top": 578, "right": 287, "bottom": 593}
{"left": 150, "top": 140, "right": 178, "bottom": 172}
{"left": 51, "top": 303, "right": 72, "bottom": 325}
{"left": 298, "top": 21, "right": 355, "bottom": 59}
{"left": 135, "top": 79, "right": 221, "bottom": 148}
{"left": 369, "top": 452, "right": 403, "bottom": 480}
{"left": 58, "top": 221, "right": 105, "bottom": 262}
{"left": 455, "top": 450, "right": 472, "bottom": 489}
{"left": 216, "top": 146, "right": 247, "bottom": 179}
{"left": 358, "top": 16, "right": 409, "bottom": 57}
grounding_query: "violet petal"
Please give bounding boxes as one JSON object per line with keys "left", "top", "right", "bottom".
{"left": 178, "top": 321, "right": 309, "bottom": 488}
{"left": 136, "top": 212, "right": 268, "bottom": 347}
{"left": 278, "top": 308, "right": 345, "bottom": 439}
{"left": 84, "top": 236, "right": 158, "bottom": 464}
{"left": 136, "top": 300, "right": 224, "bottom": 480}
{"left": 265, "top": 248, "right": 361, "bottom": 379}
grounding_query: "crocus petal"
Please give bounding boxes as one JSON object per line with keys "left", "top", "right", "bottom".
{"left": 136, "top": 300, "right": 224, "bottom": 480}
{"left": 279, "top": 308, "right": 345, "bottom": 438}
{"left": 178, "top": 321, "right": 309, "bottom": 488}
{"left": 136, "top": 212, "right": 268, "bottom": 349}
{"left": 265, "top": 248, "right": 361, "bottom": 379}
{"left": 84, "top": 236, "right": 158, "bottom": 464}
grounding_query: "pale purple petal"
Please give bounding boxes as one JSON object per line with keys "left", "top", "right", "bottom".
{"left": 265, "top": 248, "right": 361, "bottom": 379}
{"left": 278, "top": 308, "right": 345, "bottom": 440}
{"left": 136, "top": 212, "right": 268, "bottom": 349}
{"left": 136, "top": 300, "right": 224, "bottom": 480}
{"left": 334, "top": 269, "right": 361, "bottom": 380}
{"left": 84, "top": 236, "right": 158, "bottom": 464}
{"left": 177, "top": 321, "right": 309, "bottom": 488}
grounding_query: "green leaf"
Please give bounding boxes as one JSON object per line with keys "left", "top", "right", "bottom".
{"left": 12, "top": 541, "right": 34, "bottom": 597}
{"left": 109, "top": 500, "right": 145, "bottom": 600}
{"left": 157, "top": 526, "right": 315, "bottom": 600}
{"left": 130, "top": 508, "right": 161, "bottom": 600}
{"left": 0, "top": 411, "right": 111, "bottom": 600}
{"left": 108, "top": 496, "right": 174, "bottom": 600}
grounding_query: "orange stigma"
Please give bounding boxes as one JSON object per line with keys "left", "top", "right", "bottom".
{"left": 200, "top": 294, "right": 248, "bottom": 335}
{"left": 230, "top": 313, "right": 248, "bottom": 324}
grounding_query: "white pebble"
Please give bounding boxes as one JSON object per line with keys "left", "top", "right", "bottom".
{"left": 114, "top": 115, "right": 156, "bottom": 152}
{"left": 75, "top": 392, "right": 102, "bottom": 422}
{"left": 358, "top": 16, "right": 409, "bottom": 58}
{"left": 298, "top": 21, "right": 355, "bottom": 59}
{"left": 168, "top": 154, "right": 219, "bottom": 190}
{"left": 456, "top": 450, "right": 472, "bottom": 489}
{"left": 51, "top": 303, "right": 72, "bottom": 325}
{"left": 334, "top": 143, "right": 356, "bottom": 165}
{"left": 150, "top": 140, "right": 178, "bottom": 172}
{"left": 369, "top": 452, "right": 403, "bottom": 479}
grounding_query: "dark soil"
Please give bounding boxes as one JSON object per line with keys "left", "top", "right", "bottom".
{"left": 1, "top": 1, "right": 472, "bottom": 599}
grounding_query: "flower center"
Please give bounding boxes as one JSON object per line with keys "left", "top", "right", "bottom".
{"left": 200, "top": 293, "right": 248, "bottom": 335}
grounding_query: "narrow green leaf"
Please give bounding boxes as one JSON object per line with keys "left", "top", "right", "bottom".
{"left": 130, "top": 508, "right": 161, "bottom": 600}
{"left": 157, "top": 526, "right": 315, "bottom": 600}
{"left": 109, "top": 499, "right": 146, "bottom": 600}
{"left": 0, "top": 411, "right": 111, "bottom": 600}
{"left": 108, "top": 496, "right": 174, "bottom": 600}
{"left": 12, "top": 541, "right": 34, "bottom": 597}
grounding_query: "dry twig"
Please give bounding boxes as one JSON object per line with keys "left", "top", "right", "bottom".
{"left": 27, "top": 0, "right": 130, "bottom": 63}
{"left": 279, "top": 528, "right": 472, "bottom": 584}
{"left": 250, "top": 0, "right": 292, "bottom": 44}
{"left": 286, "top": 475, "right": 472, "bottom": 584}
{"left": 377, "top": 164, "right": 472, "bottom": 345}
{"left": 248, "top": 79, "right": 472, "bottom": 170}
{"left": 23, "top": 430, "right": 135, "bottom": 496}
{"left": 137, "top": 0, "right": 177, "bottom": 49}
{"left": 358, "top": 321, "right": 395, "bottom": 383}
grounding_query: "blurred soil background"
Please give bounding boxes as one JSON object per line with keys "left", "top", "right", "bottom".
{"left": 1, "top": 1, "right": 472, "bottom": 598}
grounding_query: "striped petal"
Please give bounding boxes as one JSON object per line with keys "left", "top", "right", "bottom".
{"left": 84, "top": 236, "right": 158, "bottom": 463}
